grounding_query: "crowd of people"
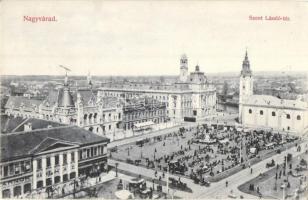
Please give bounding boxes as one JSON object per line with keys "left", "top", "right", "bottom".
{"left": 113, "top": 123, "right": 300, "bottom": 183}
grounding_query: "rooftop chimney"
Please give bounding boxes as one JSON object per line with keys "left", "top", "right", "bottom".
{"left": 24, "top": 123, "right": 32, "bottom": 131}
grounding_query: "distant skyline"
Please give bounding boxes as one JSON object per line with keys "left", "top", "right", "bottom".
{"left": 1, "top": 1, "right": 308, "bottom": 76}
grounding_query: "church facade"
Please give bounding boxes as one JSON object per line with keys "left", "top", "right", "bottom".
{"left": 239, "top": 51, "right": 308, "bottom": 134}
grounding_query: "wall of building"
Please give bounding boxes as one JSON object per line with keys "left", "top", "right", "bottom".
{"left": 242, "top": 104, "right": 307, "bottom": 134}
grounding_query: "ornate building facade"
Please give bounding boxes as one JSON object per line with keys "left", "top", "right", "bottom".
{"left": 122, "top": 97, "right": 168, "bottom": 131}
{"left": 99, "top": 55, "right": 217, "bottom": 122}
{"left": 239, "top": 51, "right": 308, "bottom": 134}
{"left": 4, "top": 75, "right": 122, "bottom": 136}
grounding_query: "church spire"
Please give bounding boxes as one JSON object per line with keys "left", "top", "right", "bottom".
{"left": 241, "top": 49, "right": 252, "bottom": 76}
{"left": 64, "top": 71, "right": 68, "bottom": 86}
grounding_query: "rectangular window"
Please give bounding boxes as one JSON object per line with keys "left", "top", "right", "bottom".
{"left": 79, "top": 150, "right": 83, "bottom": 160}
{"left": 25, "top": 161, "right": 31, "bottom": 172}
{"left": 97, "top": 146, "right": 101, "bottom": 155}
{"left": 4, "top": 165, "right": 8, "bottom": 177}
{"left": 101, "top": 146, "right": 104, "bottom": 154}
{"left": 91, "top": 147, "right": 94, "bottom": 157}
{"left": 20, "top": 161, "right": 25, "bottom": 173}
{"left": 37, "top": 159, "right": 42, "bottom": 170}
{"left": 87, "top": 149, "right": 90, "bottom": 158}
{"left": 55, "top": 155, "right": 59, "bottom": 165}
{"left": 46, "top": 157, "right": 51, "bottom": 167}
{"left": 94, "top": 147, "right": 97, "bottom": 156}
{"left": 15, "top": 164, "right": 20, "bottom": 174}
{"left": 9, "top": 164, "right": 14, "bottom": 175}
{"left": 71, "top": 152, "right": 75, "bottom": 162}
{"left": 63, "top": 154, "right": 67, "bottom": 165}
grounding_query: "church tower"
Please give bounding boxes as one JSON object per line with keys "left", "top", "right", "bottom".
{"left": 179, "top": 54, "right": 188, "bottom": 82}
{"left": 239, "top": 50, "right": 253, "bottom": 123}
{"left": 87, "top": 71, "right": 93, "bottom": 89}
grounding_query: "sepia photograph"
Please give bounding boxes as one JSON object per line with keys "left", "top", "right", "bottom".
{"left": 0, "top": 0, "right": 308, "bottom": 199}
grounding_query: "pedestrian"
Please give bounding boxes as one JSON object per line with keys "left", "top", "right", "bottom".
{"left": 226, "top": 181, "right": 228, "bottom": 187}
{"left": 251, "top": 168, "right": 253, "bottom": 174}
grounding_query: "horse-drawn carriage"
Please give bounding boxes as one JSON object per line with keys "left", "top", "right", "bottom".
{"left": 266, "top": 159, "right": 275, "bottom": 168}
{"left": 168, "top": 177, "right": 188, "bottom": 191}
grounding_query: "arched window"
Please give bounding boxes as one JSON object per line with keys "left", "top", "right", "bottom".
{"left": 248, "top": 109, "right": 252, "bottom": 114}
{"left": 272, "top": 112, "right": 276, "bottom": 116}
{"left": 286, "top": 114, "right": 290, "bottom": 119}
{"left": 260, "top": 110, "right": 263, "bottom": 115}
{"left": 297, "top": 115, "right": 301, "bottom": 120}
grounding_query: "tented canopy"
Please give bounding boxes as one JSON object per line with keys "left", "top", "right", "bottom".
{"left": 115, "top": 190, "right": 134, "bottom": 200}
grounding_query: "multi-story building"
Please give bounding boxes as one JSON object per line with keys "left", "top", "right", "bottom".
{"left": 99, "top": 55, "right": 217, "bottom": 122}
{"left": 0, "top": 117, "right": 109, "bottom": 198}
{"left": 121, "top": 97, "right": 168, "bottom": 131}
{"left": 239, "top": 51, "right": 308, "bottom": 134}
{"left": 4, "top": 75, "right": 123, "bottom": 136}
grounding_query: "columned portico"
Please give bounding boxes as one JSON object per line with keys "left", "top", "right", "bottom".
{"left": 32, "top": 160, "right": 37, "bottom": 190}
{"left": 59, "top": 153, "right": 63, "bottom": 183}
{"left": 42, "top": 157, "right": 46, "bottom": 187}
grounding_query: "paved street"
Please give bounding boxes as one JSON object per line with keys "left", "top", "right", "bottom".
{"left": 109, "top": 141, "right": 308, "bottom": 199}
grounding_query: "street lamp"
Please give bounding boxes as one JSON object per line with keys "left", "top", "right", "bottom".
{"left": 281, "top": 183, "right": 286, "bottom": 200}
{"left": 115, "top": 163, "right": 119, "bottom": 177}
{"left": 166, "top": 164, "right": 169, "bottom": 196}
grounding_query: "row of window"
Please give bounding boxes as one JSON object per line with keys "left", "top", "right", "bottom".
{"left": 79, "top": 145, "right": 105, "bottom": 160}
{"left": 36, "top": 152, "right": 75, "bottom": 170}
{"left": 248, "top": 109, "right": 302, "bottom": 120}
{"left": 104, "top": 92, "right": 170, "bottom": 102}
{"left": 1, "top": 161, "right": 31, "bottom": 178}
{"left": 124, "top": 110, "right": 165, "bottom": 121}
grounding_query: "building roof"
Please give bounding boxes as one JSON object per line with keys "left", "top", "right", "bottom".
{"left": 42, "top": 89, "right": 59, "bottom": 107}
{"left": 0, "top": 115, "right": 27, "bottom": 133}
{"left": 77, "top": 89, "right": 97, "bottom": 106}
{"left": 13, "top": 118, "right": 65, "bottom": 132}
{"left": 189, "top": 65, "right": 207, "bottom": 84}
{"left": 1, "top": 115, "right": 66, "bottom": 133}
{"left": 5, "top": 96, "right": 42, "bottom": 110}
{"left": 243, "top": 95, "right": 308, "bottom": 110}
{"left": 58, "top": 87, "right": 75, "bottom": 107}
{"left": 1, "top": 125, "right": 110, "bottom": 161}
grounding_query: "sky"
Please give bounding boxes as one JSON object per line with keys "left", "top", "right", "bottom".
{"left": 1, "top": 1, "right": 308, "bottom": 76}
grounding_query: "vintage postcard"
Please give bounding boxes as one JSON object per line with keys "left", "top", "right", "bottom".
{"left": 0, "top": 1, "right": 307, "bottom": 199}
